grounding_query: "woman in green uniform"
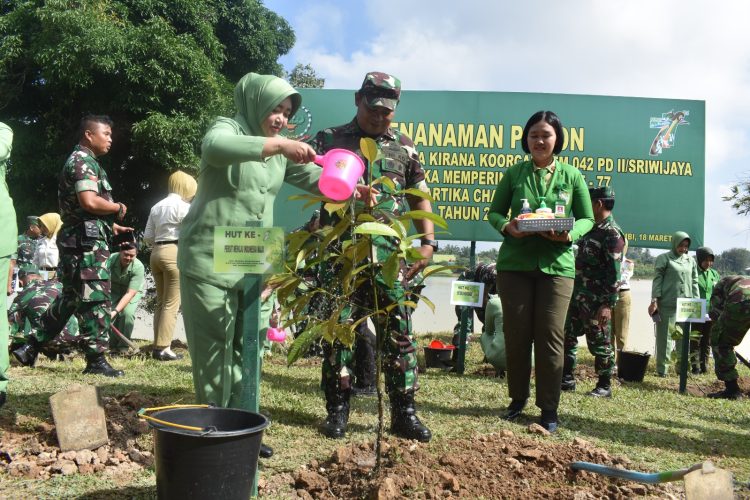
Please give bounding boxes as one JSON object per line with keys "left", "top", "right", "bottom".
{"left": 107, "top": 243, "right": 144, "bottom": 352}
{"left": 487, "top": 110, "right": 594, "bottom": 432}
{"left": 178, "top": 73, "right": 322, "bottom": 413}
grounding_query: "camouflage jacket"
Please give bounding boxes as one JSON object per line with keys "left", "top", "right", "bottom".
{"left": 57, "top": 145, "right": 114, "bottom": 249}
{"left": 708, "top": 275, "right": 750, "bottom": 321}
{"left": 309, "top": 119, "right": 428, "bottom": 251}
{"left": 572, "top": 214, "right": 625, "bottom": 306}
{"left": 8, "top": 279, "right": 77, "bottom": 337}
{"left": 16, "top": 234, "right": 39, "bottom": 270}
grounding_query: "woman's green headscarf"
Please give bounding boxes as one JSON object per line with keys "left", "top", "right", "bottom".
{"left": 233, "top": 73, "right": 301, "bottom": 137}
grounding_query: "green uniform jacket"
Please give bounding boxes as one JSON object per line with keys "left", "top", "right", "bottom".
{"left": 652, "top": 230, "right": 699, "bottom": 310}
{"left": 487, "top": 159, "right": 594, "bottom": 278}
{"left": 178, "top": 118, "right": 321, "bottom": 289}
{"left": 106, "top": 253, "right": 145, "bottom": 301}
{"left": 697, "top": 266, "right": 720, "bottom": 301}
{"left": 0, "top": 123, "right": 17, "bottom": 257}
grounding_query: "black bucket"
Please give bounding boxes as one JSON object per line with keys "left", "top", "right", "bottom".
{"left": 617, "top": 351, "right": 651, "bottom": 382}
{"left": 147, "top": 407, "right": 269, "bottom": 500}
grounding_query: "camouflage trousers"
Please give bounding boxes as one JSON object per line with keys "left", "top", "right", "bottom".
{"left": 38, "top": 243, "right": 111, "bottom": 355}
{"left": 321, "top": 269, "right": 419, "bottom": 395}
{"left": 563, "top": 294, "right": 615, "bottom": 378}
{"left": 711, "top": 302, "right": 750, "bottom": 382}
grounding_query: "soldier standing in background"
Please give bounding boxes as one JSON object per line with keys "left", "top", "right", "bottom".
{"left": 310, "top": 72, "right": 436, "bottom": 442}
{"left": 562, "top": 187, "right": 625, "bottom": 397}
{"left": 14, "top": 216, "right": 41, "bottom": 288}
{"left": 13, "top": 115, "right": 132, "bottom": 377}
{"left": 707, "top": 275, "right": 750, "bottom": 399}
{"left": 0, "top": 121, "right": 18, "bottom": 409}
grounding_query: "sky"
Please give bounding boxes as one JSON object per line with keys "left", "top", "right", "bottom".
{"left": 264, "top": 0, "right": 750, "bottom": 254}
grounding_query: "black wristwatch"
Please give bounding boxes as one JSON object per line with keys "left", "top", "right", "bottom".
{"left": 420, "top": 239, "right": 438, "bottom": 251}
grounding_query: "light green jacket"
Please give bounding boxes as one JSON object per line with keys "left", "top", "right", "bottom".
{"left": 651, "top": 230, "right": 699, "bottom": 310}
{"left": 178, "top": 74, "right": 321, "bottom": 288}
{"left": 487, "top": 159, "right": 594, "bottom": 278}
{"left": 0, "top": 122, "right": 17, "bottom": 258}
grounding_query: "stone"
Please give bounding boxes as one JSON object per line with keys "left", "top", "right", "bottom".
{"left": 295, "top": 469, "right": 329, "bottom": 492}
{"left": 59, "top": 451, "right": 77, "bottom": 461}
{"left": 333, "top": 446, "right": 352, "bottom": 464}
{"left": 75, "top": 449, "right": 96, "bottom": 465}
{"left": 78, "top": 463, "right": 94, "bottom": 474}
{"left": 373, "top": 477, "right": 399, "bottom": 500}
{"left": 49, "top": 384, "right": 108, "bottom": 452}
{"left": 438, "top": 471, "right": 459, "bottom": 492}
{"left": 527, "top": 423, "right": 551, "bottom": 436}
{"left": 517, "top": 448, "right": 543, "bottom": 461}
{"left": 95, "top": 446, "right": 109, "bottom": 464}
{"left": 128, "top": 449, "right": 144, "bottom": 463}
{"left": 499, "top": 429, "right": 514, "bottom": 438}
{"left": 572, "top": 437, "right": 591, "bottom": 448}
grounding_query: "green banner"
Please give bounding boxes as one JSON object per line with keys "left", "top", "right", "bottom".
{"left": 213, "top": 227, "right": 284, "bottom": 274}
{"left": 276, "top": 90, "right": 705, "bottom": 249}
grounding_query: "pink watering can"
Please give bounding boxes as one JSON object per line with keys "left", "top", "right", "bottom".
{"left": 315, "top": 148, "right": 365, "bottom": 201}
{"left": 266, "top": 327, "right": 287, "bottom": 343}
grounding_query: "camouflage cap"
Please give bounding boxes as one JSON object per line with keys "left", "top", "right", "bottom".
{"left": 589, "top": 186, "right": 615, "bottom": 200}
{"left": 26, "top": 216, "right": 40, "bottom": 227}
{"left": 359, "top": 72, "right": 401, "bottom": 111}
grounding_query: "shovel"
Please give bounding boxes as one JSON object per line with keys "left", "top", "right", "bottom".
{"left": 110, "top": 323, "right": 140, "bottom": 353}
{"left": 571, "top": 460, "right": 734, "bottom": 499}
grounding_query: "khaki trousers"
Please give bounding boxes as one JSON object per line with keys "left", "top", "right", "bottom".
{"left": 612, "top": 289, "right": 631, "bottom": 355}
{"left": 151, "top": 243, "right": 180, "bottom": 349}
{"left": 498, "top": 270, "right": 574, "bottom": 411}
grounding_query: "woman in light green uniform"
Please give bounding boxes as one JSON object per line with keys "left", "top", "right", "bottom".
{"left": 107, "top": 244, "right": 144, "bottom": 351}
{"left": 648, "top": 231, "right": 698, "bottom": 376}
{"left": 178, "top": 73, "right": 321, "bottom": 415}
{"left": 0, "top": 122, "right": 18, "bottom": 409}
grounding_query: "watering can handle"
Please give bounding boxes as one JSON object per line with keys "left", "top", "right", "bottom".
{"left": 314, "top": 155, "right": 325, "bottom": 165}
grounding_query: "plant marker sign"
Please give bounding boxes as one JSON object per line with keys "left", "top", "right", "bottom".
{"left": 450, "top": 280, "right": 484, "bottom": 307}
{"left": 675, "top": 297, "right": 707, "bottom": 323}
{"left": 213, "top": 227, "right": 285, "bottom": 274}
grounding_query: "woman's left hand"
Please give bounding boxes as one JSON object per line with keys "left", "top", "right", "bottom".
{"left": 539, "top": 229, "right": 570, "bottom": 242}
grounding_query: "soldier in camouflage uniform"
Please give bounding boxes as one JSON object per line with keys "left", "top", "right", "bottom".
{"left": 562, "top": 187, "right": 625, "bottom": 397}
{"left": 707, "top": 275, "right": 750, "bottom": 399}
{"left": 9, "top": 273, "right": 78, "bottom": 360}
{"left": 12, "top": 115, "right": 131, "bottom": 377}
{"left": 14, "top": 216, "right": 41, "bottom": 287}
{"left": 309, "top": 72, "right": 436, "bottom": 442}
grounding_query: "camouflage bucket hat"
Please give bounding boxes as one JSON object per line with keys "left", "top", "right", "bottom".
{"left": 588, "top": 186, "right": 615, "bottom": 200}
{"left": 26, "top": 216, "right": 40, "bottom": 227}
{"left": 359, "top": 72, "right": 401, "bottom": 111}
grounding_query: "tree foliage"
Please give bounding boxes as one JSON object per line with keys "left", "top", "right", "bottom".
{"left": 285, "top": 63, "right": 324, "bottom": 89}
{"left": 0, "top": 0, "right": 295, "bottom": 227}
{"left": 723, "top": 181, "right": 750, "bottom": 216}
{"left": 715, "top": 248, "right": 750, "bottom": 275}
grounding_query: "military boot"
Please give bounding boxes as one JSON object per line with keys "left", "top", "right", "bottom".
{"left": 82, "top": 353, "right": 125, "bottom": 377}
{"left": 12, "top": 337, "right": 40, "bottom": 367}
{"left": 709, "top": 379, "right": 742, "bottom": 400}
{"left": 352, "top": 328, "right": 377, "bottom": 397}
{"left": 390, "top": 391, "right": 432, "bottom": 442}
{"left": 321, "top": 388, "right": 350, "bottom": 439}
{"left": 589, "top": 375, "right": 612, "bottom": 398}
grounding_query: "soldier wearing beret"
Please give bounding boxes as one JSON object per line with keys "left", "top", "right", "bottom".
{"left": 562, "top": 186, "right": 626, "bottom": 398}
{"left": 309, "top": 72, "right": 435, "bottom": 442}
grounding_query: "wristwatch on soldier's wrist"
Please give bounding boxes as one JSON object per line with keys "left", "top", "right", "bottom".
{"left": 420, "top": 239, "right": 438, "bottom": 251}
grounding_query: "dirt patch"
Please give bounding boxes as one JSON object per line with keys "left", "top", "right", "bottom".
{"left": 265, "top": 432, "right": 678, "bottom": 499}
{"left": 0, "top": 391, "right": 157, "bottom": 481}
{"left": 670, "top": 375, "right": 750, "bottom": 398}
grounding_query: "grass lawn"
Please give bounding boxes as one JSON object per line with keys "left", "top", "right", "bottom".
{"left": 1, "top": 333, "right": 749, "bottom": 498}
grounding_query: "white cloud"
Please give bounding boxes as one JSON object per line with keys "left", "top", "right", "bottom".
{"left": 281, "top": 0, "right": 750, "bottom": 251}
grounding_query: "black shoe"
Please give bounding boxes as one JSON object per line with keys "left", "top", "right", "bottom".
{"left": 0, "top": 392, "right": 6, "bottom": 409}
{"left": 351, "top": 384, "right": 377, "bottom": 397}
{"left": 82, "top": 354, "right": 125, "bottom": 377}
{"left": 12, "top": 342, "right": 39, "bottom": 367}
{"left": 152, "top": 348, "right": 183, "bottom": 361}
{"left": 321, "top": 397, "right": 349, "bottom": 439}
{"left": 259, "top": 443, "right": 273, "bottom": 458}
{"left": 540, "top": 410, "right": 558, "bottom": 432}
{"left": 503, "top": 399, "right": 526, "bottom": 421}
{"left": 390, "top": 391, "right": 432, "bottom": 442}
{"left": 709, "top": 379, "right": 742, "bottom": 400}
{"left": 589, "top": 386, "right": 612, "bottom": 398}
{"left": 561, "top": 373, "right": 576, "bottom": 392}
